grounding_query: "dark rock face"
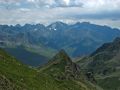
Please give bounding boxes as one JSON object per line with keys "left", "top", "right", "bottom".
{"left": 45, "top": 49, "right": 81, "bottom": 80}
{"left": 86, "top": 72, "right": 96, "bottom": 83}
{"left": 87, "top": 37, "right": 120, "bottom": 74}
{"left": 64, "top": 61, "right": 81, "bottom": 80}
{"left": 0, "top": 75, "right": 14, "bottom": 90}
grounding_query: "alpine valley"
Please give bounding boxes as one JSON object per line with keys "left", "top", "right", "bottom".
{"left": 0, "top": 22, "right": 120, "bottom": 66}
{"left": 0, "top": 22, "right": 120, "bottom": 90}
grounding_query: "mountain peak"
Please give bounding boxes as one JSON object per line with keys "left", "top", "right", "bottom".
{"left": 53, "top": 21, "right": 66, "bottom": 25}
{"left": 56, "top": 49, "right": 69, "bottom": 57}
{"left": 47, "top": 21, "right": 68, "bottom": 30}
{"left": 43, "top": 49, "right": 80, "bottom": 80}
{"left": 49, "top": 21, "right": 67, "bottom": 27}
{"left": 50, "top": 49, "right": 72, "bottom": 64}
{"left": 75, "top": 22, "right": 90, "bottom": 25}
{"left": 15, "top": 24, "right": 21, "bottom": 27}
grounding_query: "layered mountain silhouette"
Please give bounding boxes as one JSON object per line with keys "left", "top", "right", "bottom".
{"left": 1, "top": 22, "right": 120, "bottom": 90}
{"left": 0, "top": 22, "right": 120, "bottom": 60}
{"left": 0, "top": 48, "right": 99, "bottom": 90}
{"left": 1, "top": 37, "right": 120, "bottom": 90}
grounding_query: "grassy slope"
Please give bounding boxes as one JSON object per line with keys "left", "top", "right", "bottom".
{"left": 0, "top": 48, "right": 98, "bottom": 90}
{"left": 77, "top": 38, "right": 120, "bottom": 90}
{"left": 77, "top": 55, "right": 120, "bottom": 90}
{"left": 96, "top": 54, "right": 120, "bottom": 90}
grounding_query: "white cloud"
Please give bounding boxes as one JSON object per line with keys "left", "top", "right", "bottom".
{"left": 0, "top": 0, "right": 20, "bottom": 4}
{"left": 25, "top": 0, "right": 120, "bottom": 9}
{"left": 27, "top": 0, "right": 35, "bottom": 2}
{"left": 63, "top": 0, "right": 70, "bottom": 5}
{"left": 0, "top": 0, "right": 120, "bottom": 28}
{"left": 1, "top": 0, "right": 120, "bottom": 9}
{"left": 19, "top": 8, "right": 31, "bottom": 12}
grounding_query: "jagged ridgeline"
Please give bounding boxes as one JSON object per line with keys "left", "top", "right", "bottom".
{"left": 77, "top": 37, "right": 120, "bottom": 90}
{"left": 1, "top": 22, "right": 120, "bottom": 58}
{"left": 39, "top": 49, "right": 81, "bottom": 80}
{"left": 0, "top": 48, "right": 99, "bottom": 90}
{"left": 81, "top": 37, "right": 120, "bottom": 74}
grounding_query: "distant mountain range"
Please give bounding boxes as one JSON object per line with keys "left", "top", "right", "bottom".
{"left": 0, "top": 21, "right": 120, "bottom": 66}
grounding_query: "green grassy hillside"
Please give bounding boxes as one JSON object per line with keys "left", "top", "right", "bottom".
{"left": 0, "top": 48, "right": 99, "bottom": 90}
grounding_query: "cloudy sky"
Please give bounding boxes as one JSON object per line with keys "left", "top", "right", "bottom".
{"left": 0, "top": 0, "right": 120, "bottom": 28}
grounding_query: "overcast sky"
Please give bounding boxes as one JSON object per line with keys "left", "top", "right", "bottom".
{"left": 0, "top": 0, "right": 120, "bottom": 28}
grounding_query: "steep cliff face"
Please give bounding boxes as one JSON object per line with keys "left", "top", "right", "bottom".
{"left": 42, "top": 49, "right": 81, "bottom": 80}
{"left": 0, "top": 75, "right": 14, "bottom": 90}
